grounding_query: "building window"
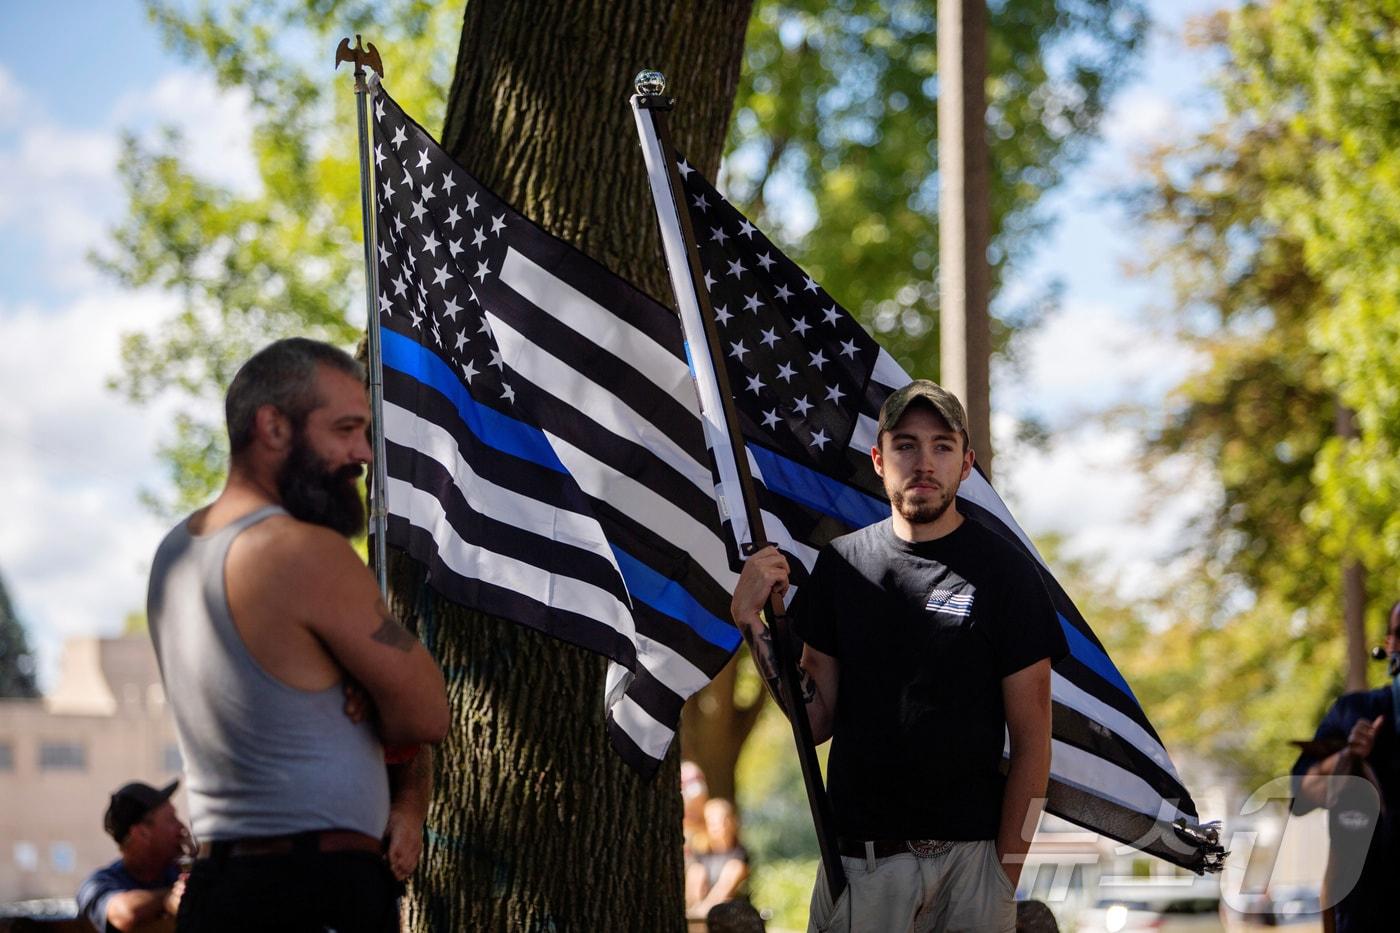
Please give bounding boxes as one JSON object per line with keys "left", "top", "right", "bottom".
{"left": 50, "top": 842, "right": 76, "bottom": 874}
{"left": 38, "top": 741, "right": 86, "bottom": 771}
{"left": 14, "top": 842, "right": 37, "bottom": 872}
{"left": 162, "top": 743, "right": 182, "bottom": 773}
{"left": 0, "top": 742, "right": 13, "bottom": 770}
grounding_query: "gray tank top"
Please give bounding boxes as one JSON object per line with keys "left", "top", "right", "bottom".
{"left": 146, "top": 505, "right": 390, "bottom": 841}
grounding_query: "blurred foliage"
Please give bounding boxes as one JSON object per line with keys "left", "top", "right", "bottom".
{"left": 0, "top": 568, "right": 40, "bottom": 699}
{"left": 106, "top": 0, "right": 1147, "bottom": 513}
{"left": 1122, "top": 0, "right": 1400, "bottom": 785}
{"left": 1236, "top": 0, "right": 1400, "bottom": 577}
{"left": 747, "top": 856, "right": 820, "bottom": 931}
{"left": 98, "top": 0, "right": 460, "bottom": 516}
{"left": 122, "top": 609, "right": 149, "bottom": 635}
{"left": 726, "top": 0, "right": 1148, "bottom": 375}
{"left": 735, "top": 696, "right": 820, "bottom": 929}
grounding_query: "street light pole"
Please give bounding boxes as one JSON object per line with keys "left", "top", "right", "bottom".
{"left": 938, "top": 0, "right": 993, "bottom": 477}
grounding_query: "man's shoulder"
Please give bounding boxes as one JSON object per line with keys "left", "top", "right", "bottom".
{"left": 1328, "top": 686, "right": 1392, "bottom": 722}
{"left": 234, "top": 512, "right": 359, "bottom": 571}
{"left": 225, "top": 513, "right": 370, "bottom": 622}
{"left": 957, "top": 516, "right": 1043, "bottom": 575}
{"left": 806, "top": 521, "right": 891, "bottom": 584}
{"left": 77, "top": 858, "right": 128, "bottom": 899}
{"left": 827, "top": 519, "right": 889, "bottom": 557}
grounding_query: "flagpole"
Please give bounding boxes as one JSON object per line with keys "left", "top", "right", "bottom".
{"left": 337, "top": 35, "right": 390, "bottom": 595}
{"left": 630, "top": 72, "right": 846, "bottom": 900}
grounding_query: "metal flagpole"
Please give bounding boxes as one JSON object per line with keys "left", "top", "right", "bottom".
{"left": 630, "top": 71, "right": 847, "bottom": 901}
{"left": 336, "top": 36, "right": 390, "bottom": 596}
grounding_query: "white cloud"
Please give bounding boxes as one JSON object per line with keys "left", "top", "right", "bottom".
{"left": 112, "top": 69, "right": 260, "bottom": 196}
{"left": 0, "top": 62, "right": 264, "bottom": 692}
{"left": 1100, "top": 86, "right": 1182, "bottom": 153}
{"left": 0, "top": 61, "right": 25, "bottom": 129}
{"left": 0, "top": 292, "right": 192, "bottom": 691}
{"left": 0, "top": 66, "right": 260, "bottom": 292}
{"left": 994, "top": 416, "right": 1214, "bottom": 604}
{"left": 1002, "top": 298, "right": 1201, "bottom": 423}
{"left": 0, "top": 122, "right": 121, "bottom": 267}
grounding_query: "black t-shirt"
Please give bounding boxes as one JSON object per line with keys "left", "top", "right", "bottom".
{"left": 1290, "top": 686, "right": 1400, "bottom": 933}
{"left": 791, "top": 515, "right": 1067, "bottom": 840}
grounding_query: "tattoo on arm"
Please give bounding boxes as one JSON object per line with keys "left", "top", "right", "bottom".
{"left": 798, "top": 664, "right": 818, "bottom": 705}
{"left": 371, "top": 601, "right": 419, "bottom": 653}
{"left": 753, "top": 626, "right": 779, "bottom": 682}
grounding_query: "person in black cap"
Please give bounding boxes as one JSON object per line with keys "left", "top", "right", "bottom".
{"left": 76, "top": 779, "right": 191, "bottom": 932}
{"left": 731, "top": 380, "right": 1066, "bottom": 933}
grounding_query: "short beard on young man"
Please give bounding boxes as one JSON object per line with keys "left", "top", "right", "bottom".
{"left": 887, "top": 482, "right": 957, "bottom": 527}
{"left": 276, "top": 431, "right": 366, "bottom": 537}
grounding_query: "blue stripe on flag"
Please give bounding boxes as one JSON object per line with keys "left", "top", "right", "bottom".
{"left": 611, "top": 548, "right": 742, "bottom": 652}
{"left": 1059, "top": 613, "right": 1139, "bottom": 704}
{"left": 381, "top": 328, "right": 567, "bottom": 474}
{"left": 748, "top": 443, "right": 887, "bottom": 528}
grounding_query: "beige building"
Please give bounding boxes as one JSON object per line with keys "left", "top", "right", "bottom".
{"left": 0, "top": 635, "right": 183, "bottom": 904}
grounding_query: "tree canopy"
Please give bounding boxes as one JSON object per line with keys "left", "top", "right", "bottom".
{"left": 1122, "top": 1, "right": 1400, "bottom": 787}
{"left": 0, "top": 569, "right": 40, "bottom": 700}
{"left": 726, "top": 0, "right": 1147, "bottom": 370}
{"left": 105, "top": 0, "right": 1148, "bottom": 515}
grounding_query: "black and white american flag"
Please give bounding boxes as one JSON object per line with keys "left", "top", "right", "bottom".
{"left": 369, "top": 86, "right": 745, "bottom": 773}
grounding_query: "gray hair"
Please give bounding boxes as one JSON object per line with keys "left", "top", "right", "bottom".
{"left": 225, "top": 338, "right": 363, "bottom": 454}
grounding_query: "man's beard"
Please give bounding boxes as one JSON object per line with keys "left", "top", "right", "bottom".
{"left": 277, "top": 433, "right": 366, "bottom": 537}
{"left": 887, "top": 478, "right": 957, "bottom": 527}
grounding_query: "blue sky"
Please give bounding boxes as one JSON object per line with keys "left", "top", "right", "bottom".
{"left": 0, "top": 0, "right": 1229, "bottom": 688}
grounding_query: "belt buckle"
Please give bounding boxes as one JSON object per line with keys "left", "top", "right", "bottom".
{"left": 907, "top": 839, "right": 953, "bottom": 858}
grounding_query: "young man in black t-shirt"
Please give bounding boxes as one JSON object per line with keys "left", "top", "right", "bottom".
{"left": 731, "top": 380, "right": 1066, "bottom": 933}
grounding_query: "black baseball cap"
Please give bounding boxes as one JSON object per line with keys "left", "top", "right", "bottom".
{"left": 103, "top": 779, "right": 179, "bottom": 843}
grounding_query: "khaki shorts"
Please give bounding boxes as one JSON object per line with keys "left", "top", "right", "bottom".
{"left": 808, "top": 839, "right": 1016, "bottom": 933}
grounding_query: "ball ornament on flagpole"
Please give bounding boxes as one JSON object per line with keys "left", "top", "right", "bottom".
{"left": 634, "top": 70, "right": 666, "bottom": 97}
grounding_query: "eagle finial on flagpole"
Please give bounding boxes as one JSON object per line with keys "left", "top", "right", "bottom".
{"left": 336, "top": 34, "right": 384, "bottom": 83}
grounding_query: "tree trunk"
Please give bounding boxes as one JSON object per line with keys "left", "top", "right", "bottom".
{"left": 399, "top": 3, "right": 751, "bottom": 930}
{"left": 1336, "top": 402, "right": 1369, "bottom": 693}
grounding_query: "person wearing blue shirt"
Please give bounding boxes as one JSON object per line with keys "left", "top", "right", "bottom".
{"left": 76, "top": 780, "right": 189, "bottom": 932}
{"left": 1292, "top": 601, "right": 1400, "bottom": 932}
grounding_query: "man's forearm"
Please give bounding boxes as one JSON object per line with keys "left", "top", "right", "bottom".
{"left": 1299, "top": 749, "right": 1358, "bottom": 806}
{"left": 389, "top": 745, "right": 433, "bottom": 816}
{"left": 744, "top": 626, "right": 834, "bottom": 741}
{"left": 997, "top": 743, "right": 1050, "bottom": 887}
{"left": 106, "top": 887, "right": 173, "bottom": 930}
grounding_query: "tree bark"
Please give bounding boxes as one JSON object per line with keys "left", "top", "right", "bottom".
{"left": 400, "top": 3, "right": 752, "bottom": 930}
{"left": 1336, "top": 403, "right": 1369, "bottom": 692}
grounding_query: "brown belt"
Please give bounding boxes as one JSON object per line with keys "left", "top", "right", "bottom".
{"left": 837, "top": 837, "right": 956, "bottom": 859}
{"left": 197, "top": 829, "right": 381, "bottom": 860}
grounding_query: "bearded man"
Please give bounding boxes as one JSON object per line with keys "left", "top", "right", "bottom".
{"left": 731, "top": 380, "right": 1066, "bottom": 933}
{"left": 145, "top": 338, "right": 449, "bottom": 932}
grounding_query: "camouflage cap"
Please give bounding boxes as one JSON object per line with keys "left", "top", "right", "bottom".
{"left": 876, "top": 379, "right": 969, "bottom": 447}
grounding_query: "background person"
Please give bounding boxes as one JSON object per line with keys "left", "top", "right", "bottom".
{"left": 682, "top": 759, "right": 711, "bottom": 861}
{"left": 76, "top": 780, "right": 191, "bottom": 933}
{"left": 1292, "top": 599, "right": 1400, "bottom": 932}
{"left": 686, "top": 798, "right": 750, "bottom": 919}
{"left": 146, "top": 338, "right": 450, "bottom": 932}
